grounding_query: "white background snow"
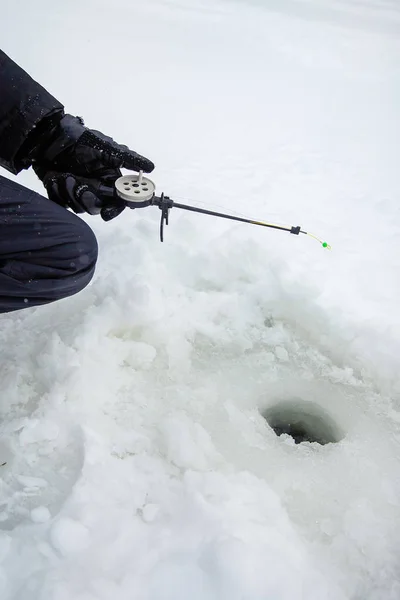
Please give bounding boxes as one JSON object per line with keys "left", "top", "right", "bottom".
{"left": 1, "top": 0, "right": 400, "bottom": 598}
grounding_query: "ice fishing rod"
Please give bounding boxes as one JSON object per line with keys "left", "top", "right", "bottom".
{"left": 114, "top": 172, "right": 331, "bottom": 249}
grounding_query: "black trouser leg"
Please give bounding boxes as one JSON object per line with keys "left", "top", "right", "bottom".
{"left": 0, "top": 175, "right": 98, "bottom": 313}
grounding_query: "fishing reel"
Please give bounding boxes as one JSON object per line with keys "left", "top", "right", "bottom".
{"left": 115, "top": 172, "right": 171, "bottom": 241}
{"left": 114, "top": 172, "right": 330, "bottom": 249}
{"left": 115, "top": 172, "right": 156, "bottom": 207}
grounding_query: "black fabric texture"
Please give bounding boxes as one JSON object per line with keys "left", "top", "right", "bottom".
{"left": 0, "top": 175, "right": 98, "bottom": 312}
{"left": 0, "top": 49, "right": 64, "bottom": 174}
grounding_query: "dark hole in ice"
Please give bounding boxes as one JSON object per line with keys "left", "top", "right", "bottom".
{"left": 261, "top": 400, "right": 342, "bottom": 445}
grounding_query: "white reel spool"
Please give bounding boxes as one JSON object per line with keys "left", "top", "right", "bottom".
{"left": 115, "top": 171, "right": 156, "bottom": 207}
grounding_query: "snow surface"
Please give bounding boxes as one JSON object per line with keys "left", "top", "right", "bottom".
{"left": 1, "top": 0, "right": 400, "bottom": 598}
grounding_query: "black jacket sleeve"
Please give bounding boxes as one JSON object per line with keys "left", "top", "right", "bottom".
{"left": 0, "top": 50, "right": 64, "bottom": 174}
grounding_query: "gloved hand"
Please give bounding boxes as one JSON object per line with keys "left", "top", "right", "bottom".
{"left": 31, "top": 114, "right": 154, "bottom": 221}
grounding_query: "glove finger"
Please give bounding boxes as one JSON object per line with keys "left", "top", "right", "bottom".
{"left": 81, "top": 178, "right": 126, "bottom": 218}
{"left": 101, "top": 146, "right": 154, "bottom": 173}
{"left": 96, "top": 181, "right": 119, "bottom": 199}
{"left": 101, "top": 204, "right": 126, "bottom": 222}
{"left": 97, "top": 181, "right": 127, "bottom": 221}
{"left": 79, "top": 130, "right": 155, "bottom": 173}
{"left": 77, "top": 189, "right": 103, "bottom": 215}
{"left": 64, "top": 175, "right": 79, "bottom": 202}
{"left": 126, "top": 151, "right": 155, "bottom": 173}
{"left": 63, "top": 175, "right": 102, "bottom": 215}
{"left": 45, "top": 174, "right": 69, "bottom": 208}
{"left": 46, "top": 178, "right": 60, "bottom": 200}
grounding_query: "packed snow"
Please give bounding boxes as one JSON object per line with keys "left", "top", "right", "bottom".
{"left": 1, "top": 0, "right": 400, "bottom": 598}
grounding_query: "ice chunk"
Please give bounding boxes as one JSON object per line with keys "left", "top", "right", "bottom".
{"left": 50, "top": 518, "right": 90, "bottom": 556}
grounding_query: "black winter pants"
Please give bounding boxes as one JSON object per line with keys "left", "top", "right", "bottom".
{"left": 0, "top": 175, "right": 98, "bottom": 313}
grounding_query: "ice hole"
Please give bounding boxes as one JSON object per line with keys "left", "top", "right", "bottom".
{"left": 262, "top": 400, "right": 343, "bottom": 445}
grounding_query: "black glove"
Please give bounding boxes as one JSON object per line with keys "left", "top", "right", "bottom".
{"left": 30, "top": 114, "right": 154, "bottom": 220}
{"left": 36, "top": 170, "right": 128, "bottom": 221}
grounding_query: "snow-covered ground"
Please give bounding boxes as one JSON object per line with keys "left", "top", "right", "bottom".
{"left": 1, "top": 0, "right": 400, "bottom": 597}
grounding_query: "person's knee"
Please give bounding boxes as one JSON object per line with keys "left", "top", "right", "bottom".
{"left": 47, "top": 216, "right": 99, "bottom": 299}
{"left": 74, "top": 219, "right": 98, "bottom": 273}
{"left": 68, "top": 219, "right": 98, "bottom": 293}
